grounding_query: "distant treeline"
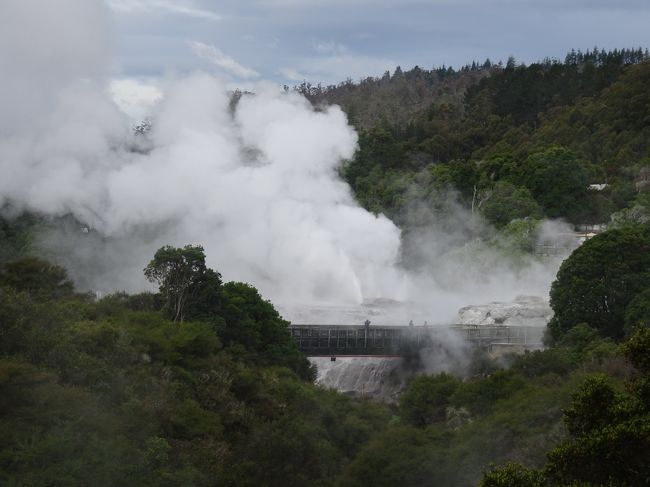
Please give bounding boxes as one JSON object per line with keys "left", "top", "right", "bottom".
{"left": 296, "top": 47, "right": 649, "bottom": 100}
{"left": 297, "top": 48, "right": 650, "bottom": 248}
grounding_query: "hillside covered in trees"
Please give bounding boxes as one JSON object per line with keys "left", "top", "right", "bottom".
{"left": 304, "top": 49, "right": 650, "bottom": 238}
{"left": 1, "top": 237, "right": 649, "bottom": 486}
{"left": 2, "top": 47, "right": 650, "bottom": 486}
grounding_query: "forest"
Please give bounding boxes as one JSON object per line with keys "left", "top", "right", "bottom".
{"left": 306, "top": 48, "right": 650, "bottom": 233}
{"left": 2, "top": 48, "right": 650, "bottom": 486}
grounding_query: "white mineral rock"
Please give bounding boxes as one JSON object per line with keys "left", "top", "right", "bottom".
{"left": 456, "top": 295, "right": 552, "bottom": 327}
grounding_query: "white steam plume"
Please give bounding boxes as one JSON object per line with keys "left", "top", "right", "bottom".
{"left": 0, "top": 0, "right": 408, "bottom": 307}
{"left": 0, "top": 0, "right": 564, "bottom": 324}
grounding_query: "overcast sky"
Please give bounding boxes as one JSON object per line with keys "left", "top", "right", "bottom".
{"left": 106, "top": 0, "right": 650, "bottom": 87}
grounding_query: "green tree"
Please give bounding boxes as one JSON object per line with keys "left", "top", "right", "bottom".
{"left": 184, "top": 268, "right": 223, "bottom": 321}
{"left": 545, "top": 374, "right": 650, "bottom": 486}
{"left": 494, "top": 218, "right": 540, "bottom": 254}
{"left": 337, "top": 427, "right": 445, "bottom": 487}
{"left": 0, "top": 256, "right": 74, "bottom": 301}
{"left": 476, "top": 153, "right": 519, "bottom": 184}
{"left": 481, "top": 181, "right": 542, "bottom": 228}
{"left": 144, "top": 245, "right": 207, "bottom": 323}
{"left": 549, "top": 225, "right": 650, "bottom": 340}
{"left": 436, "top": 159, "right": 479, "bottom": 200}
{"left": 219, "top": 282, "right": 314, "bottom": 380}
{"left": 480, "top": 328, "right": 650, "bottom": 487}
{"left": 400, "top": 373, "right": 460, "bottom": 427}
{"left": 624, "top": 287, "right": 650, "bottom": 336}
{"left": 622, "top": 326, "right": 650, "bottom": 405}
{"left": 479, "top": 462, "right": 545, "bottom": 487}
{"left": 511, "top": 349, "right": 574, "bottom": 378}
{"left": 0, "top": 212, "right": 40, "bottom": 263}
{"left": 519, "top": 146, "right": 590, "bottom": 222}
{"left": 449, "top": 369, "right": 525, "bottom": 415}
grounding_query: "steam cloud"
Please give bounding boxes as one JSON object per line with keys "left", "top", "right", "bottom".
{"left": 0, "top": 0, "right": 565, "bottom": 323}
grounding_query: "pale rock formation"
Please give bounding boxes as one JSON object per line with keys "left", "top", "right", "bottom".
{"left": 456, "top": 295, "right": 552, "bottom": 328}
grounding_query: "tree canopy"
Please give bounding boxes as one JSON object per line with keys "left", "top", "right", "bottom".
{"left": 335, "top": 51, "right": 650, "bottom": 233}
{"left": 480, "top": 181, "right": 542, "bottom": 228}
{"left": 0, "top": 256, "right": 74, "bottom": 301}
{"left": 518, "top": 146, "right": 591, "bottom": 223}
{"left": 549, "top": 225, "right": 650, "bottom": 340}
{"left": 481, "top": 327, "right": 650, "bottom": 487}
{"left": 144, "top": 245, "right": 207, "bottom": 322}
{"left": 399, "top": 373, "right": 460, "bottom": 427}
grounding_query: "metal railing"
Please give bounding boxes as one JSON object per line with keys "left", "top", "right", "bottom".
{"left": 289, "top": 324, "right": 545, "bottom": 356}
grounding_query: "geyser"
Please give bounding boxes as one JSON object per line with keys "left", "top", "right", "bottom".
{"left": 0, "top": 0, "right": 409, "bottom": 307}
{"left": 0, "top": 0, "right": 564, "bottom": 325}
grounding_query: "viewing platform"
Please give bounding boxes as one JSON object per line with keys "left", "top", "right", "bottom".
{"left": 289, "top": 324, "right": 545, "bottom": 357}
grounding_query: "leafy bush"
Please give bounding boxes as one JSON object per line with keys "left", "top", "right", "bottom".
{"left": 400, "top": 373, "right": 460, "bottom": 427}
{"left": 549, "top": 225, "right": 650, "bottom": 340}
{"left": 450, "top": 370, "right": 525, "bottom": 415}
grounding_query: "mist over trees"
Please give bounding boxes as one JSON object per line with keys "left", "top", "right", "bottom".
{"left": 2, "top": 47, "right": 650, "bottom": 486}
{"left": 3, "top": 247, "right": 644, "bottom": 486}
{"left": 481, "top": 328, "right": 650, "bottom": 487}
{"left": 310, "top": 49, "right": 650, "bottom": 240}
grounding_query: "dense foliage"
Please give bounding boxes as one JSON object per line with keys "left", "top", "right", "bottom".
{"left": 1, "top": 250, "right": 394, "bottom": 486}
{"left": 339, "top": 332, "right": 624, "bottom": 486}
{"left": 480, "top": 328, "right": 650, "bottom": 487}
{"left": 3, "top": 48, "right": 650, "bottom": 486}
{"left": 549, "top": 225, "right": 650, "bottom": 340}
{"left": 1, "top": 244, "right": 643, "bottom": 486}
{"left": 144, "top": 244, "right": 211, "bottom": 323}
{"left": 312, "top": 49, "right": 650, "bottom": 234}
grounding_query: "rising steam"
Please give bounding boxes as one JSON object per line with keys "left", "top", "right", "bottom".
{"left": 0, "top": 0, "right": 565, "bottom": 323}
